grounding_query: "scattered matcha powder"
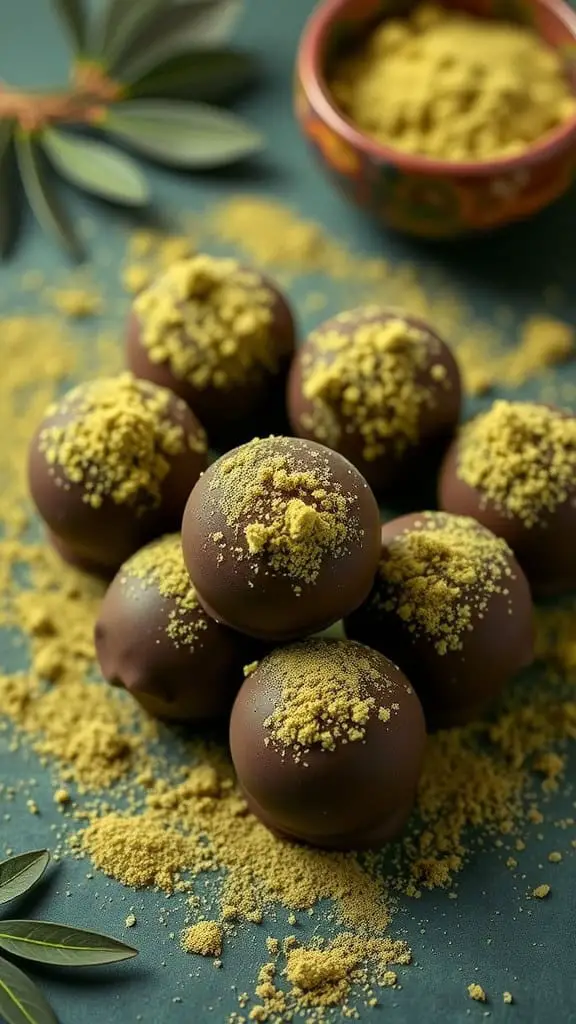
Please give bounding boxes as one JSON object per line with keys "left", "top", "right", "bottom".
{"left": 374, "top": 512, "right": 515, "bottom": 654}
{"left": 210, "top": 437, "right": 360, "bottom": 589}
{"left": 134, "top": 254, "right": 285, "bottom": 390}
{"left": 120, "top": 535, "right": 205, "bottom": 648}
{"left": 39, "top": 373, "right": 205, "bottom": 510}
{"left": 299, "top": 308, "right": 451, "bottom": 459}
{"left": 181, "top": 921, "right": 223, "bottom": 957}
{"left": 457, "top": 401, "right": 576, "bottom": 527}
{"left": 261, "top": 640, "right": 399, "bottom": 756}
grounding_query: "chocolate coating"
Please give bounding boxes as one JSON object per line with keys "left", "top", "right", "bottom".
{"left": 182, "top": 436, "right": 382, "bottom": 641}
{"left": 95, "top": 536, "right": 261, "bottom": 722}
{"left": 345, "top": 512, "right": 534, "bottom": 729}
{"left": 229, "top": 639, "right": 426, "bottom": 850}
{"left": 287, "top": 308, "right": 461, "bottom": 496}
{"left": 28, "top": 375, "right": 207, "bottom": 577}
{"left": 127, "top": 258, "right": 296, "bottom": 450}
{"left": 439, "top": 416, "right": 576, "bottom": 597}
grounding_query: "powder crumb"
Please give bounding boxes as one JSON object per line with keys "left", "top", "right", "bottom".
{"left": 468, "top": 984, "right": 487, "bottom": 1002}
{"left": 503, "top": 991, "right": 514, "bottom": 1004}
{"left": 125, "top": 914, "right": 137, "bottom": 928}
{"left": 54, "top": 788, "right": 70, "bottom": 806}
{"left": 266, "top": 937, "right": 280, "bottom": 956}
{"left": 382, "top": 970, "right": 397, "bottom": 987}
{"left": 548, "top": 851, "right": 563, "bottom": 863}
{"left": 181, "top": 922, "right": 223, "bottom": 958}
{"left": 26, "top": 799, "right": 39, "bottom": 815}
{"left": 122, "top": 264, "right": 153, "bottom": 295}
{"left": 532, "top": 884, "right": 551, "bottom": 898}
{"left": 48, "top": 287, "right": 102, "bottom": 319}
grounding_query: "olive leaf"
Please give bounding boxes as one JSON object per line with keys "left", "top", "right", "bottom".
{"left": 52, "top": 0, "right": 88, "bottom": 54}
{"left": 0, "top": 122, "right": 20, "bottom": 259}
{"left": 103, "top": 98, "right": 263, "bottom": 167}
{"left": 112, "top": 0, "right": 243, "bottom": 81}
{"left": 16, "top": 133, "right": 84, "bottom": 262}
{"left": 0, "top": 852, "right": 50, "bottom": 908}
{"left": 0, "top": 955, "right": 57, "bottom": 1024}
{"left": 42, "top": 128, "right": 150, "bottom": 206}
{"left": 128, "top": 48, "right": 258, "bottom": 103}
{"left": 0, "top": 921, "right": 137, "bottom": 967}
{"left": 100, "top": 0, "right": 167, "bottom": 69}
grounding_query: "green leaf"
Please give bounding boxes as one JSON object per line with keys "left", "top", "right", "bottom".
{"left": 42, "top": 129, "right": 150, "bottom": 207}
{"left": 51, "top": 0, "right": 87, "bottom": 53}
{"left": 112, "top": 1, "right": 243, "bottom": 81}
{"left": 103, "top": 98, "right": 263, "bottom": 168}
{"left": 16, "top": 134, "right": 84, "bottom": 262}
{"left": 0, "top": 954, "right": 57, "bottom": 1024}
{"left": 0, "top": 121, "right": 20, "bottom": 260}
{"left": 127, "top": 48, "right": 257, "bottom": 102}
{"left": 101, "top": 0, "right": 166, "bottom": 68}
{"left": 0, "top": 922, "right": 137, "bottom": 967}
{"left": 0, "top": 852, "right": 49, "bottom": 908}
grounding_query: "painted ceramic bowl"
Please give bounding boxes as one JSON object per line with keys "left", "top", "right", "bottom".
{"left": 296, "top": 0, "right": 576, "bottom": 238}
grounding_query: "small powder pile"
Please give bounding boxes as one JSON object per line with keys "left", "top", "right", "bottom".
{"left": 39, "top": 373, "right": 204, "bottom": 510}
{"left": 331, "top": 3, "right": 576, "bottom": 161}
{"left": 375, "top": 513, "right": 515, "bottom": 654}
{"left": 468, "top": 983, "right": 487, "bottom": 1002}
{"left": 80, "top": 814, "right": 190, "bottom": 889}
{"left": 210, "top": 438, "right": 357, "bottom": 588}
{"left": 261, "top": 641, "right": 396, "bottom": 756}
{"left": 181, "top": 921, "right": 223, "bottom": 958}
{"left": 121, "top": 535, "right": 205, "bottom": 648}
{"left": 457, "top": 401, "right": 576, "bottom": 527}
{"left": 300, "top": 310, "right": 451, "bottom": 460}
{"left": 246, "top": 933, "right": 411, "bottom": 1020}
{"left": 134, "top": 255, "right": 282, "bottom": 389}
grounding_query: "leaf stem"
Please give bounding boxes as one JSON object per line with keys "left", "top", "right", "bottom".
{"left": 0, "top": 65, "right": 122, "bottom": 132}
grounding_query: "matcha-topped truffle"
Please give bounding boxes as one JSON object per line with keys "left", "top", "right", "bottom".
{"left": 230, "top": 638, "right": 426, "bottom": 849}
{"left": 182, "top": 436, "right": 381, "bottom": 641}
{"left": 439, "top": 401, "right": 576, "bottom": 595}
{"left": 127, "top": 254, "right": 295, "bottom": 448}
{"left": 287, "top": 307, "right": 461, "bottom": 495}
{"left": 28, "top": 374, "right": 207, "bottom": 576}
{"left": 345, "top": 512, "right": 534, "bottom": 728}
{"left": 95, "top": 535, "right": 260, "bottom": 722}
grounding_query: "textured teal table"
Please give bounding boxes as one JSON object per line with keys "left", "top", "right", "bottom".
{"left": 1, "top": 2, "right": 576, "bottom": 1022}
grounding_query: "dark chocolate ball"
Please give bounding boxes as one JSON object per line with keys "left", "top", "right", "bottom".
{"left": 345, "top": 512, "right": 534, "bottom": 728}
{"left": 229, "top": 638, "right": 426, "bottom": 850}
{"left": 438, "top": 401, "right": 576, "bottom": 597}
{"left": 287, "top": 307, "right": 461, "bottom": 496}
{"left": 95, "top": 535, "right": 260, "bottom": 722}
{"left": 182, "top": 436, "right": 381, "bottom": 641}
{"left": 127, "top": 254, "right": 295, "bottom": 449}
{"left": 28, "top": 374, "right": 207, "bottom": 577}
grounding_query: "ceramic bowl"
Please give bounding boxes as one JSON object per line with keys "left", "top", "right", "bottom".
{"left": 295, "top": 0, "right": 576, "bottom": 238}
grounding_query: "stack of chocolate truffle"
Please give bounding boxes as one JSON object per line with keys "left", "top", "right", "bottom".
{"left": 29, "top": 252, "right": 557, "bottom": 854}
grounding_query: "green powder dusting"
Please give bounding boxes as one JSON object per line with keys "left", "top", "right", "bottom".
{"left": 299, "top": 309, "right": 451, "bottom": 460}
{"left": 134, "top": 254, "right": 286, "bottom": 389}
{"left": 376, "top": 512, "right": 516, "bottom": 654}
{"left": 39, "top": 373, "right": 206, "bottom": 510}
{"left": 260, "top": 640, "right": 400, "bottom": 756}
{"left": 457, "top": 401, "right": 576, "bottom": 527}
{"left": 121, "top": 535, "right": 205, "bottom": 648}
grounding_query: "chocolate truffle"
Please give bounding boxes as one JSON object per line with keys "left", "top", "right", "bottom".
{"left": 28, "top": 373, "right": 207, "bottom": 576}
{"left": 345, "top": 512, "right": 534, "bottom": 728}
{"left": 127, "top": 254, "right": 296, "bottom": 448}
{"left": 182, "top": 436, "right": 381, "bottom": 641}
{"left": 287, "top": 307, "right": 461, "bottom": 495}
{"left": 95, "top": 535, "right": 259, "bottom": 722}
{"left": 439, "top": 401, "right": 576, "bottom": 596}
{"left": 229, "top": 638, "right": 426, "bottom": 850}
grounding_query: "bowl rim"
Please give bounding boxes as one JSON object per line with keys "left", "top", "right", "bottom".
{"left": 297, "top": 0, "right": 576, "bottom": 178}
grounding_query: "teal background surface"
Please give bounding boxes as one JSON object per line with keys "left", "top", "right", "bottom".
{"left": 1, "top": 2, "right": 576, "bottom": 1022}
